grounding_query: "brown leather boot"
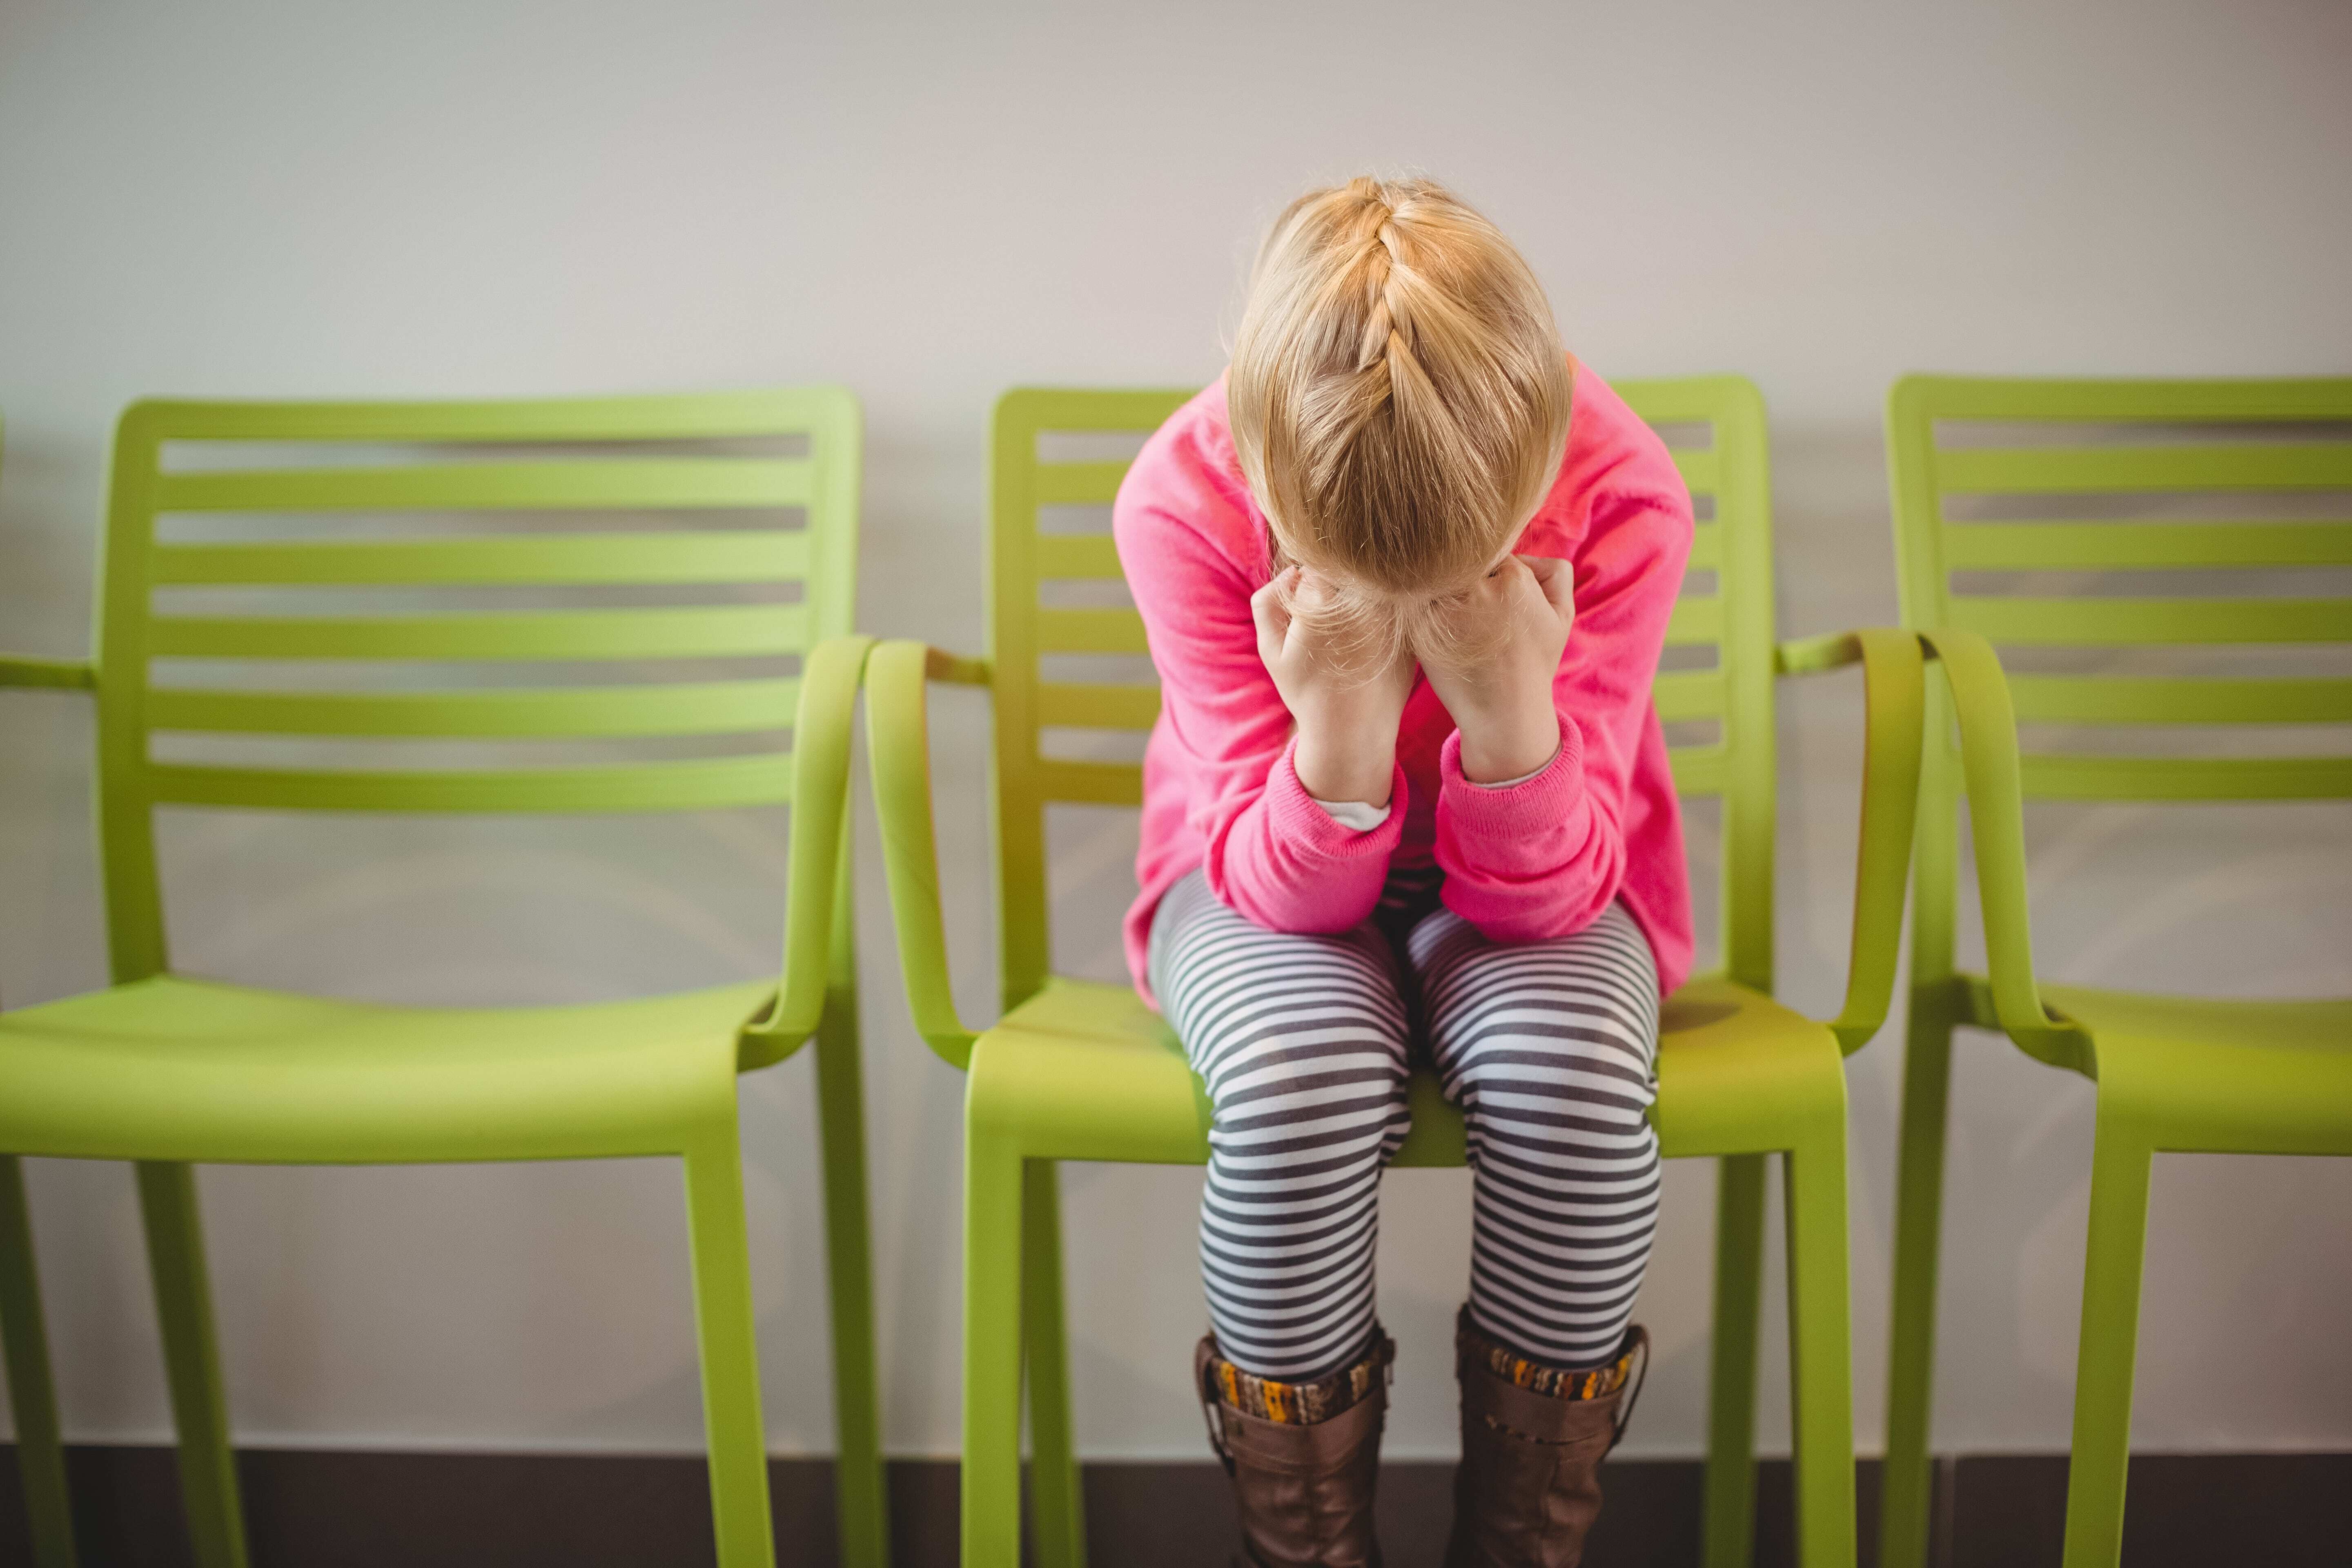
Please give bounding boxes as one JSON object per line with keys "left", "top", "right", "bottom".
{"left": 1442, "top": 1313, "right": 1649, "bottom": 1568}
{"left": 1196, "top": 1330, "right": 1394, "bottom": 1567}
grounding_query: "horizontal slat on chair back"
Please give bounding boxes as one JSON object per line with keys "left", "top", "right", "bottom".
{"left": 1889, "top": 376, "right": 2352, "bottom": 802}
{"left": 1618, "top": 378, "right": 1779, "bottom": 989}
{"left": 93, "top": 390, "right": 859, "bottom": 980}
{"left": 986, "top": 390, "right": 1184, "bottom": 1009}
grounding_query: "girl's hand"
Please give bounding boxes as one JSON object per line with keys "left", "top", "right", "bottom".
{"left": 1420, "top": 555, "right": 1574, "bottom": 784}
{"left": 1252, "top": 567, "right": 1418, "bottom": 808}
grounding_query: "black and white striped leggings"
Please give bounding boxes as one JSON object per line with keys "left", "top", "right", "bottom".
{"left": 1149, "top": 868, "right": 1661, "bottom": 1381}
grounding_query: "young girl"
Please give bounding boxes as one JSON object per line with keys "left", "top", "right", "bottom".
{"left": 1114, "top": 177, "right": 1693, "bottom": 1566}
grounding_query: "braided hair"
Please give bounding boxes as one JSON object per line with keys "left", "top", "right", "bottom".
{"left": 1230, "top": 176, "right": 1572, "bottom": 677}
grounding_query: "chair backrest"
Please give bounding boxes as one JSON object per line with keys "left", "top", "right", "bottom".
{"left": 1889, "top": 375, "right": 2352, "bottom": 802}
{"left": 985, "top": 376, "right": 1776, "bottom": 1011}
{"left": 94, "top": 389, "right": 860, "bottom": 983}
{"left": 1886, "top": 375, "right": 2352, "bottom": 983}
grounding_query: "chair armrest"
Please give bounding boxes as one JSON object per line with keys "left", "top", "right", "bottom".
{"left": 739, "top": 635, "right": 875, "bottom": 1068}
{"left": 864, "top": 639, "right": 991, "bottom": 1070}
{"left": 0, "top": 659, "right": 94, "bottom": 693}
{"left": 1775, "top": 629, "right": 1928, "bottom": 1055}
{"left": 1915, "top": 627, "right": 2091, "bottom": 1064}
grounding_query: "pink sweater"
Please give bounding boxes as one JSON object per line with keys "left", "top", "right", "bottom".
{"left": 1114, "top": 365, "right": 1695, "bottom": 1003}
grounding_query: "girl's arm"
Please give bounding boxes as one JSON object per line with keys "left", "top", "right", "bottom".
{"left": 1426, "top": 482, "right": 1692, "bottom": 942}
{"left": 1252, "top": 567, "right": 1419, "bottom": 809}
{"left": 1119, "top": 499, "right": 1406, "bottom": 935}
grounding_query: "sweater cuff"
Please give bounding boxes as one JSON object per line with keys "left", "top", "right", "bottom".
{"left": 1466, "top": 746, "right": 1557, "bottom": 791}
{"left": 1439, "top": 718, "right": 1585, "bottom": 838}
{"left": 1267, "top": 740, "right": 1408, "bottom": 857}
{"left": 1312, "top": 797, "right": 1393, "bottom": 832}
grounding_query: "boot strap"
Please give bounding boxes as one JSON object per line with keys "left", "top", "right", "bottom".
{"left": 1607, "top": 1324, "right": 1650, "bottom": 1454}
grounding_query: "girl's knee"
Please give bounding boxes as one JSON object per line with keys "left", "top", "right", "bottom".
{"left": 1427, "top": 936, "right": 1658, "bottom": 1074}
{"left": 1204, "top": 1033, "right": 1411, "bottom": 1174}
{"left": 1434, "top": 990, "right": 1657, "bottom": 1126}
{"left": 1208, "top": 1041, "right": 1409, "bottom": 1120}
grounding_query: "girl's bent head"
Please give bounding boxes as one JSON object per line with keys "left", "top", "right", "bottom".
{"left": 1230, "top": 175, "right": 1572, "bottom": 672}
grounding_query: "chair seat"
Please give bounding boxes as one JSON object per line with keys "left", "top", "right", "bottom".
{"left": 2038, "top": 982, "right": 2352, "bottom": 1155}
{"left": 965, "top": 973, "right": 1846, "bottom": 1166}
{"left": 0, "top": 975, "right": 776, "bottom": 1164}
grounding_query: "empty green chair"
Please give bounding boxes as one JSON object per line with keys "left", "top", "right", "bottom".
{"left": 1878, "top": 375, "right": 2352, "bottom": 1568}
{"left": 865, "top": 380, "right": 1929, "bottom": 1568}
{"left": 0, "top": 390, "right": 885, "bottom": 1568}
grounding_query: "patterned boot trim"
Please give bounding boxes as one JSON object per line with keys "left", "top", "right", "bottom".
{"left": 1455, "top": 1309, "right": 1643, "bottom": 1402}
{"left": 1200, "top": 1330, "right": 1396, "bottom": 1427}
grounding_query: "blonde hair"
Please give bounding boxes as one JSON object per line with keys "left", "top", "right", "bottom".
{"left": 1229, "top": 175, "right": 1572, "bottom": 674}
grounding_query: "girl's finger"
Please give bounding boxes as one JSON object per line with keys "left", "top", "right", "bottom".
{"left": 1251, "top": 571, "right": 1296, "bottom": 661}
{"left": 1251, "top": 569, "right": 1298, "bottom": 622}
{"left": 1471, "top": 555, "right": 1529, "bottom": 608}
{"left": 1289, "top": 565, "right": 1340, "bottom": 614}
{"left": 1520, "top": 555, "right": 1577, "bottom": 619}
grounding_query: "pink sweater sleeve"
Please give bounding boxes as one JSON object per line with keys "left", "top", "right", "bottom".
{"left": 1433, "top": 479, "right": 1693, "bottom": 942}
{"left": 1115, "top": 467, "right": 1404, "bottom": 935}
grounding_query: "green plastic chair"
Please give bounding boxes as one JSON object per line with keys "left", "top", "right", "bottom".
{"left": 1877, "top": 375, "right": 2352, "bottom": 1568}
{"left": 0, "top": 391, "right": 886, "bottom": 1568}
{"left": 864, "top": 380, "right": 1930, "bottom": 1568}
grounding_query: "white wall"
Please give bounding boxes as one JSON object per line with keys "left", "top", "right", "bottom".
{"left": 1, "top": 0, "right": 2347, "bottom": 1462}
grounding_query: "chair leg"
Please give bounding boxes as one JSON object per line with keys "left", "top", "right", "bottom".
{"left": 681, "top": 1134, "right": 778, "bottom": 1568}
{"left": 1702, "top": 1153, "right": 1766, "bottom": 1568}
{"left": 134, "top": 1163, "right": 247, "bottom": 1568}
{"left": 2060, "top": 1111, "right": 2153, "bottom": 1568}
{"left": 0, "top": 1157, "right": 78, "bottom": 1568}
{"left": 1022, "top": 1159, "right": 1086, "bottom": 1568}
{"left": 813, "top": 965, "right": 889, "bottom": 1568}
{"left": 1783, "top": 1132, "right": 1858, "bottom": 1568}
{"left": 962, "top": 1122, "right": 1027, "bottom": 1568}
{"left": 1880, "top": 1003, "right": 1956, "bottom": 1568}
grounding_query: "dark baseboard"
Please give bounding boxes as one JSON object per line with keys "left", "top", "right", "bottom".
{"left": 2, "top": 1445, "right": 2343, "bottom": 1566}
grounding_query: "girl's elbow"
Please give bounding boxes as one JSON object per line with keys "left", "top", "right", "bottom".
{"left": 1206, "top": 867, "right": 1378, "bottom": 936}
{"left": 1269, "top": 903, "right": 1379, "bottom": 936}
{"left": 1452, "top": 854, "right": 1625, "bottom": 945}
{"left": 1468, "top": 891, "right": 1615, "bottom": 947}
